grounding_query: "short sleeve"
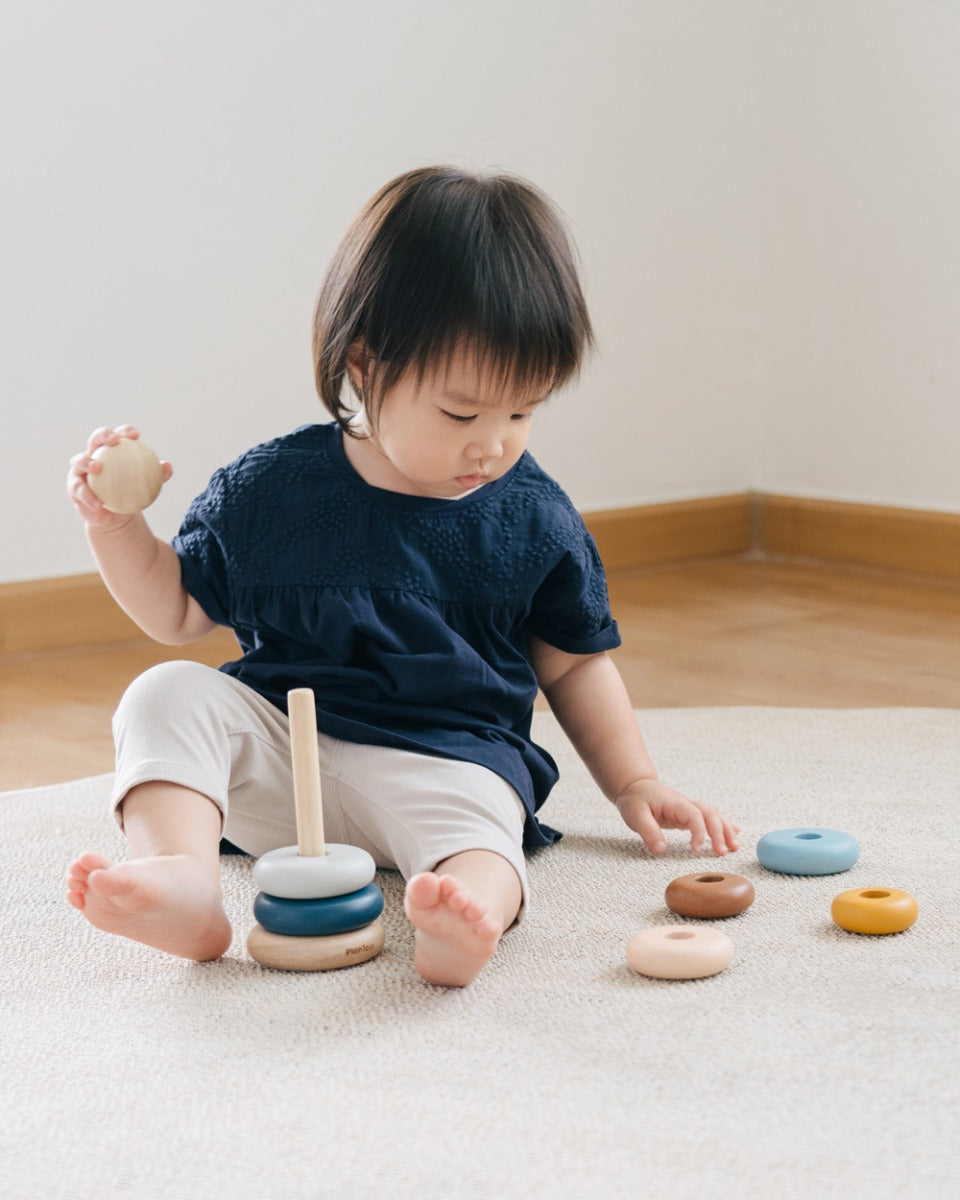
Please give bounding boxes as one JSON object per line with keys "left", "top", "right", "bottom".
{"left": 171, "top": 468, "right": 233, "bottom": 627}
{"left": 526, "top": 530, "right": 620, "bottom": 655}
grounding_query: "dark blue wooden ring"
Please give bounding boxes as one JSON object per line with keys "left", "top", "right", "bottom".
{"left": 254, "top": 883, "right": 384, "bottom": 937}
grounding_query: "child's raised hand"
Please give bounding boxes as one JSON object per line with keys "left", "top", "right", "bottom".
{"left": 67, "top": 426, "right": 171, "bottom": 530}
{"left": 614, "top": 778, "right": 740, "bottom": 857}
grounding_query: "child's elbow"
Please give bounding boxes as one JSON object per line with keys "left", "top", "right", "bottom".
{"left": 147, "top": 599, "right": 217, "bottom": 646}
{"left": 534, "top": 640, "right": 605, "bottom": 695}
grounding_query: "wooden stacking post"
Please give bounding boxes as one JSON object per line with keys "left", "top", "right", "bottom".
{"left": 288, "top": 687, "right": 325, "bottom": 858}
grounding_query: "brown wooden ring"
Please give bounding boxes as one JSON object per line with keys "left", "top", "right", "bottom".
{"left": 664, "top": 872, "right": 755, "bottom": 918}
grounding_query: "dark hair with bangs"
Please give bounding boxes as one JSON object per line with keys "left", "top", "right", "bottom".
{"left": 312, "top": 166, "right": 593, "bottom": 431}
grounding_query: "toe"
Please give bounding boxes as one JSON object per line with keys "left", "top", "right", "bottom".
{"left": 88, "top": 863, "right": 138, "bottom": 900}
{"left": 79, "top": 850, "right": 112, "bottom": 870}
{"left": 475, "top": 915, "right": 501, "bottom": 942}
{"left": 404, "top": 872, "right": 442, "bottom": 913}
{"left": 445, "top": 888, "right": 470, "bottom": 917}
{"left": 73, "top": 851, "right": 113, "bottom": 880}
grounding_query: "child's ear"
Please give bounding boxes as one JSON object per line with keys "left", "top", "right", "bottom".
{"left": 345, "top": 341, "right": 369, "bottom": 392}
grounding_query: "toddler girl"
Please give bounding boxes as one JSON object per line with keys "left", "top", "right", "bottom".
{"left": 66, "top": 166, "right": 738, "bottom": 987}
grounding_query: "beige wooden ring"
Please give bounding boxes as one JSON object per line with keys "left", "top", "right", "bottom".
{"left": 626, "top": 925, "right": 734, "bottom": 979}
{"left": 247, "top": 917, "right": 385, "bottom": 971}
{"left": 253, "top": 842, "right": 376, "bottom": 900}
{"left": 664, "top": 872, "right": 755, "bottom": 918}
{"left": 88, "top": 438, "right": 164, "bottom": 514}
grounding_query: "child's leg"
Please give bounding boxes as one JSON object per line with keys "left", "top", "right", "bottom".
{"left": 325, "top": 742, "right": 529, "bottom": 987}
{"left": 67, "top": 781, "right": 232, "bottom": 961}
{"left": 66, "top": 660, "right": 313, "bottom": 962}
{"left": 404, "top": 849, "right": 523, "bottom": 987}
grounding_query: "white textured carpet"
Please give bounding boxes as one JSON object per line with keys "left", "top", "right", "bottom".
{"left": 1, "top": 708, "right": 958, "bottom": 1200}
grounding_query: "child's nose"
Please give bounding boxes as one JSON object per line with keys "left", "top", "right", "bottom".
{"left": 466, "top": 433, "right": 503, "bottom": 461}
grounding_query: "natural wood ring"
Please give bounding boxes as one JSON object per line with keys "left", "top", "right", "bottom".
{"left": 248, "top": 918, "right": 385, "bottom": 971}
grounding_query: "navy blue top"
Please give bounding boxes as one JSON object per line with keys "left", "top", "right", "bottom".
{"left": 173, "top": 423, "right": 620, "bottom": 848}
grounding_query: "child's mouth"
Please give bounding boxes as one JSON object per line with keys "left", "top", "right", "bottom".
{"left": 456, "top": 474, "right": 487, "bottom": 489}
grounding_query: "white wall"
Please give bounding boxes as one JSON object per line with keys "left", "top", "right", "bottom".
{"left": 757, "top": 0, "right": 960, "bottom": 510}
{"left": 2, "top": 1, "right": 957, "bottom": 584}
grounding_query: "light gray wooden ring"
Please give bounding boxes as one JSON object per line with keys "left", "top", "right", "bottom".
{"left": 253, "top": 843, "right": 376, "bottom": 900}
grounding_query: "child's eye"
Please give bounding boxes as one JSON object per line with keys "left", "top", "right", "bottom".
{"left": 511, "top": 411, "right": 534, "bottom": 422}
{"left": 441, "top": 410, "right": 476, "bottom": 424}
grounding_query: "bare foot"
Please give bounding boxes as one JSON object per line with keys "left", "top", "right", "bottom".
{"left": 404, "top": 872, "right": 502, "bottom": 987}
{"left": 66, "top": 851, "right": 232, "bottom": 961}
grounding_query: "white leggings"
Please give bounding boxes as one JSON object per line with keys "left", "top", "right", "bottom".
{"left": 110, "top": 661, "right": 528, "bottom": 905}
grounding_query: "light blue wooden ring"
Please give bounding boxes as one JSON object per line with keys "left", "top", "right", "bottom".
{"left": 253, "top": 843, "right": 376, "bottom": 899}
{"left": 254, "top": 884, "right": 384, "bottom": 937}
{"left": 757, "top": 827, "right": 859, "bottom": 875}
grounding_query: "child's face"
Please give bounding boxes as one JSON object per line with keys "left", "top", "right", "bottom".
{"left": 355, "top": 348, "right": 548, "bottom": 499}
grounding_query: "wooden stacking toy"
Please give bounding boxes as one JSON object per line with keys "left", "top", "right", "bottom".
{"left": 627, "top": 926, "right": 734, "bottom": 980}
{"left": 247, "top": 688, "right": 385, "bottom": 971}
{"left": 88, "top": 436, "right": 164, "bottom": 514}
{"left": 665, "top": 872, "right": 755, "bottom": 919}
{"left": 831, "top": 887, "right": 918, "bottom": 935}
{"left": 757, "top": 827, "right": 859, "bottom": 876}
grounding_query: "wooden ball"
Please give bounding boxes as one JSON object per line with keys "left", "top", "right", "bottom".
{"left": 665, "top": 872, "right": 755, "bottom": 918}
{"left": 626, "top": 926, "right": 734, "bottom": 980}
{"left": 247, "top": 918, "right": 385, "bottom": 971}
{"left": 253, "top": 843, "right": 377, "bottom": 900}
{"left": 89, "top": 438, "right": 164, "bottom": 514}
{"left": 831, "top": 888, "right": 918, "bottom": 935}
{"left": 253, "top": 883, "right": 384, "bottom": 937}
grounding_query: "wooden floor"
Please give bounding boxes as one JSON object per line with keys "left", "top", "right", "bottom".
{"left": 2, "top": 556, "right": 959, "bottom": 791}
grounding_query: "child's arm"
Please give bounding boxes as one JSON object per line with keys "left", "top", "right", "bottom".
{"left": 68, "top": 426, "right": 217, "bottom": 645}
{"left": 530, "top": 635, "right": 738, "bottom": 855}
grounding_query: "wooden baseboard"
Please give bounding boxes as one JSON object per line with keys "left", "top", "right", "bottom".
{"left": 3, "top": 493, "right": 958, "bottom": 655}
{"left": 757, "top": 493, "right": 960, "bottom": 582}
{"left": 582, "top": 493, "right": 756, "bottom": 572}
{"left": 0, "top": 573, "right": 142, "bottom": 656}
{"left": 582, "top": 491, "right": 960, "bottom": 581}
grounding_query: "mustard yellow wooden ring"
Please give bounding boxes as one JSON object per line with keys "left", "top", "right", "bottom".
{"left": 831, "top": 888, "right": 918, "bottom": 935}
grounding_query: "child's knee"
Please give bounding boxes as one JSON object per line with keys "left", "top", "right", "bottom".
{"left": 113, "top": 661, "right": 221, "bottom": 736}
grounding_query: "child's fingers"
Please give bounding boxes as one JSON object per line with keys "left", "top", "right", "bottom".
{"left": 70, "top": 427, "right": 153, "bottom": 522}
{"left": 76, "top": 481, "right": 107, "bottom": 516}
{"left": 85, "top": 425, "right": 140, "bottom": 454}
{"left": 67, "top": 448, "right": 130, "bottom": 527}
{"left": 682, "top": 807, "right": 709, "bottom": 854}
{"left": 86, "top": 426, "right": 117, "bottom": 452}
{"left": 621, "top": 798, "right": 667, "bottom": 854}
{"left": 700, "top": 808, "right": 731, "bottom": 855}
{"left": 67, "top": 452, "right": 98, "bottom": 507}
